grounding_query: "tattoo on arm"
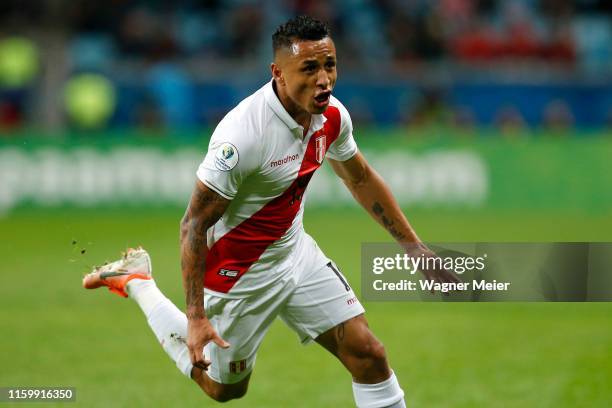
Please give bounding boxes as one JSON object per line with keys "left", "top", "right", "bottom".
{"left": 372, "top": 202, "right": 383, "bottom": 215}
{"left": 181, "top": 183, "right": 229, "bottom": 319}
{"left": 371, "top": 201, "right": 406, "bottom": 241}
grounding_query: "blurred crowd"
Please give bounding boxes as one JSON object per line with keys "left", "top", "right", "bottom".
{"left": 0, "top": 0, "right": 610, "bottom": 132}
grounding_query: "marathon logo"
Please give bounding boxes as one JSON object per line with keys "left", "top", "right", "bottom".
{"left": 270, "top": 154, "right": 299, "bottom": 167}
{"left": 218, "top": 269, "right": 239, "bottom": 279}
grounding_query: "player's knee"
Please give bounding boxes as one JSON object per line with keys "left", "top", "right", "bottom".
{"left": 345, "top": 337, "right": 388, "bottom": 377}
{"left": 205, "top": 386, "right": 247, "bottom": 403}
{"left": 193, "top": 367, "right": 250, "bottom": 402}
{"left": 362, "top": 338, "right": 387, "bottom": 368}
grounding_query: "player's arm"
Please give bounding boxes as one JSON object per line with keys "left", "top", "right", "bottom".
{"left": 328, "top": 152, "right": 460, "bottom": 284}
{"left": 180, "top": 179, "right": 231, "bottom": 370}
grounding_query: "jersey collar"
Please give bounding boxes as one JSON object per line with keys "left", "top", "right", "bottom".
{"left": 264, "top": 79, "right": 327, "bottom": 139}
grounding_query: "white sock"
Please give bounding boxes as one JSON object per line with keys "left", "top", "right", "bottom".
{"left": 127, "top": 279, "right": 193, "bottom": 377}
{"left": 352, "top": 371, "right": 406, "bottom": 408}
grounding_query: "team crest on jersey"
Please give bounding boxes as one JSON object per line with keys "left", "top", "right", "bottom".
{"left": 315, "top": 135, "right": 327, "bottom": 164}
{"left": 214, "top": 142, "right": 239, "bottom": 171}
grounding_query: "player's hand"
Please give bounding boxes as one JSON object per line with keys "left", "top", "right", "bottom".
{"left": 406, "top": 243, "right": 462, "bottom": 293}
{"left": 186, "top": 316, "right": 230, "bottom": 371}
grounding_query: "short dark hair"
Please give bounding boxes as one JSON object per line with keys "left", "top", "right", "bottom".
{"left": 272, "top": 15, "right": 330, "bottom": 54}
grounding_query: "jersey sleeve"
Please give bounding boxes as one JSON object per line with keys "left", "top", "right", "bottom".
{"left": 196, "top": 117, "right": 260, "bottom": 200}
{"left": 326, "top": 98, "right": 358, "bottom": 162}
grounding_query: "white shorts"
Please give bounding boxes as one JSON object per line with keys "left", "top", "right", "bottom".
{"left": 203, "top": 247, "right": 364, "bottom": 384}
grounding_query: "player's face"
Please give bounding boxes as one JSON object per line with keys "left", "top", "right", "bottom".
{"left": 272, "top": 37, "right": 337, "bottom": 118}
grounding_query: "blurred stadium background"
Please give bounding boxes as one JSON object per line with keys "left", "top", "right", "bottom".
{"left": 0, "top": 1, "right": 611, "bottom": 407}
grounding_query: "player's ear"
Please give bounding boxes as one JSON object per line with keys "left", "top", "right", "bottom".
{"left": 271, "top": 63, "right": 285, "bottom": 86}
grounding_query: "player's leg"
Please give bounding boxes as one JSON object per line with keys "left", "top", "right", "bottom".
{"left": 191, "top": 367, "right": 251, "bottom": 402}
{"left": 280, "top": 254, "right": 405, "bottom": 408}
{"left": 81, "top": 248, "right": 249, "bottom": 402}
{"left": 315, "top": 314, "right": 390, "bottom": 382}
{"left": 128, "top": 279, "right": 251, "bottom": 402}
{"left": 315, "top": 314, "right": 405, "bottom": 408}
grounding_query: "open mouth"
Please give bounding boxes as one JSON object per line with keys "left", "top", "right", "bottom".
{"left": 314, "top": 91, "right": 331, "bottom": 106}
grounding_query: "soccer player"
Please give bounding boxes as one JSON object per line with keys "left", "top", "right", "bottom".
{"left": 83, "top": 16, "right": 459, "bottom": 407}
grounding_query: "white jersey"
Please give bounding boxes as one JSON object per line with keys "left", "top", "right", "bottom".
{"left": 197, "top": 80, "right": 358, "bottom": 296}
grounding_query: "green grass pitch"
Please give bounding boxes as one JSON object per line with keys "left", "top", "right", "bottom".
{"left": 1, "top": 208, "right": 611, "bottom": 407}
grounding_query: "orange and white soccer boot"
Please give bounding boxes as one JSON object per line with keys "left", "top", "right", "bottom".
{"left": 82, "top": 247, "right": 152, "bottom": 298}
